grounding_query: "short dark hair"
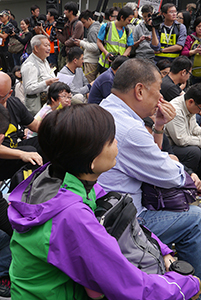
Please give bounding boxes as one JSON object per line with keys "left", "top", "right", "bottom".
{"left": 156, "top": 59, "right": 172, "bottom": 71}
{"left": 109, "top": 6, "right": 120, "bottom": 17}
{"left": 186, "top": 3, "right": 196, "bottom": 13}
{"left": 64, "top": 2, "right": 78, "bottom": 16}
{"left": 79, "top": 9, "right": 93, "bottom": 21}
{"left": 185, "top": 83, "right": 201, "bottom": 105}
{"left": 67, "top": 46, "right": 83, "bottom": 62}
{"left": 117, "top": 7, "right": 133, "bottom": 21}
{"left": 21, "top": 18, "right": 30, "bottom": 26}
{"left": 161, "top": 3, "right": 176, "bottom": 14}
{"left": 141, "top": 4, "right": 153, "bottom": 14}
{"left": 38, "top": 104, "right": 115, "bottom": 177}
{"left": 194, "top": 16, "right": 201, "bottom": 31}
{"left": 47, "top": 8, "right": 58, "bottom": 19}
{"left": 12, "top": 65, "right": 21, "bottom": 81}
{"left": 104, "top": 8, "right": 110, "bottom": 20}
{"left": 111, "top": 55, "right": 129, "bottom": 70}
{"left": 38, "top": 14, "right": 46, "bottom": 22}
{"left": 112, "top": 58, "right": 159, "bottom": 93}
{"left": 30, "top": 5, "right": 39, "bottom": 13}
{"left": 47, "top": 82, "right": 71, "bottom": 104}
{"left": 0, "top": 104, "right": 10, "bottom": 134}
{"left": 12, "top": 65, "right": 20, "bottom": 74}
{"left": 170, "top": 56, "right": 192, "bottom": 74}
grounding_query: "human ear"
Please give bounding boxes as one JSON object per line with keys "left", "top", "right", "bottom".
{"left": 91, "top": 160, "right": 95, "bottom": 171}
{"left": 34, "top": 45, "right": 39, "bottom": 53}
{"left": 134, "top": 83, "right": 144, "bottom": 101}
{"left": 181, "top": 69, "right": 186, "bottom": 77}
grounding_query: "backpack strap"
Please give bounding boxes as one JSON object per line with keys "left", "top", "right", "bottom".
{"left": 158, "top": 22, "right": 180, "bottom": 35}
{"left": 140, "top": 225, "right": 162, "bottom": 256}
{"left": 175, "top": 22, "right": 181, "bottom": 32}
{"left": 111, "top": 196, "right": 136, "bottom": 240}
{"left": 102, "top": 22, "right": 130, "bottom": 45}
{"left": 191, "top": 33, "right": 201, "bottom": 43}
{"left": 72, "top": 19, "right": 79, "bottom": 33}
{"left": 102, "top": 22, "right": 111, "bottom": 46}
{"left": 96, "top": 191, "right": 122, "bottom": 210}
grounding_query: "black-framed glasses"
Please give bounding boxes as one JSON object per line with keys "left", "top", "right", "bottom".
{"left": 186, "top": 69, "right": 192, "bottom": 76}
{"left": 177, "top": 16, "right": 183, "bottom": 20}
{"left": 0, "top": 91, "right": 10, "bottom": 102}
{"left": 195, "top": 102, "right": 201, "bottom": 111}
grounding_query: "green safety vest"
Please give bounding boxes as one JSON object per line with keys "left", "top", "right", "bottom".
{"left": 190, "top": 34, "right": 201, "bottom": 77}
{"left": 99, "top": 21, "right": 128, "bottom": 69}
{"left": 155, "top": 24, "right": 180, "bottom": 58}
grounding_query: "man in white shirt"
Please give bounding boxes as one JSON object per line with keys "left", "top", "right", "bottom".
{"left": 21, "top": 34, "right": 58, "bottom": 116}
{"left": 165, "top": 83, "right": 201, "bottom": 177}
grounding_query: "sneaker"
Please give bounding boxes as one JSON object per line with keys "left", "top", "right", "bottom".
{"left": 0, "top": 277, "right": 10, "bottom": 298}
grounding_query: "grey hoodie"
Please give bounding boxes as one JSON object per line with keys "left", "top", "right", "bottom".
{"left": 134, "top": 21, "right": 155, "bottom": 60}
{"left": 80, "top": 21, "right": 100, "bottom": 63}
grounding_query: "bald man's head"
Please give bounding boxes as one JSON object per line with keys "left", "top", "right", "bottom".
{"left": 0, "top": 72, "right": 12, "bottom": 106}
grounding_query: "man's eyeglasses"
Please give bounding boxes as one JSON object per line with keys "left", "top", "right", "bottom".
{"left": 168, "top": 10, "right": 177, "bottom": 14}
{"left": 195, "top": 102, "right": 201, "bottom": 111}
{"left": 0, "top": 91, "right": 10, "bottom": 102}
{"left": 186, "top": 69, "right": 192, "bottom": 76}
{"left": 58, "top": 93, "right": 72, "bottom": 100}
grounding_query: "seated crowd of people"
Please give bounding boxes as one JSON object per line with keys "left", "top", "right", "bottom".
{"left": 1, "top": 1, "right": 201, "bottom": 299}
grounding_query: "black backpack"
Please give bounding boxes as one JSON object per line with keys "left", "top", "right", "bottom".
{"left": 95, "top": 191, "right": 166, "bottom": 275}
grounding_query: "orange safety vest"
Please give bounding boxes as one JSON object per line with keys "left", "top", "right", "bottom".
{"left": 45, "top": 25, "right": 60, "bottom": 54}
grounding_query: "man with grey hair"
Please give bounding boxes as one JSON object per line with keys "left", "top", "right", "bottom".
{"left": 124, "top": 2, "right": 141, "bottom": 26}
{"left": 21, "top": 34, "right": 58, "bottom": 116}
{"left": 99, "top": 58, "right": 201, "bottom": 281}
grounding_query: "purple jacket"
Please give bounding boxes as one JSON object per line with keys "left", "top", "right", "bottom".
{"left": 8, "top": 164, "right": 199, "bottom": 299}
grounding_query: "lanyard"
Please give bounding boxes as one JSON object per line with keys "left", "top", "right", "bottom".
{"left": 163, "top": 26, "right": 174, "bottom": 44}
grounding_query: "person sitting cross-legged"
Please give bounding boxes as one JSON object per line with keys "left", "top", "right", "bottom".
{"left": 88, "top": 55, "right": 129, "bottom": 105}
{"left": 59, "top": 47, "right": 93, "bottom": 103}
{"left": 165, "top": 83, "right": 201, "bottom": 179}
{"left": 27, "top": 81, "right": 72, "bottom": 139}
{"left": 0, "top": 71, "right": 43, "bottom": 181}
{"left": 98, "top": 57, "right": 201, "bottom": 282}
{"left": 160, "top": 55, "right": 192, "bottom": 101}
{"left": 0, "top": 103, "right": 13, "bottom": 298}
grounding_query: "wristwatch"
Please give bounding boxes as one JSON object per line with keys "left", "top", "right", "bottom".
{"left": 152, "top": 124, "right": 164, "bottom": 134}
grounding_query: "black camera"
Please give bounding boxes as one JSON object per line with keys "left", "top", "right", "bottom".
{"left": 169, "top": 260, "right": 195, "bottom": 276}
{"left": 146, "top": 12, "right": 163, "bottom": 30}
{"left": 151, "top": 12, "right": 164, "bottom": 28}
{"left": 109, "top": 54, "right": 119, "bottom": 62}
{"left": 8, "top": 27, "right": 18, "bottom": 35}
{"left": 55, "top": 16, "right": 66, "bottom": 31}
{"left": 36, "top": 20, "right": 45, "bottom": 28}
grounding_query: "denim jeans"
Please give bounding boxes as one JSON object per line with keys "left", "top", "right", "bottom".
{"left": 0, "top": 230, "right": 11, "bottom": 277}
{"left": 138, "top": 205, "right": 201, "bottom": 280}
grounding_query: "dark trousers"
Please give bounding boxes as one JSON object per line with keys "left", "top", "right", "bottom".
{"left": 0, "top": 136, "right": 44, "bottom": 181}
{"left": 172, "top": 144, "right": 201, "bottom": 178}
{"left": 0, "top": 193, "right": 12, "bottom": 237}
{"left": 0, "top": 51, "right": 14, "bottom": 72}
